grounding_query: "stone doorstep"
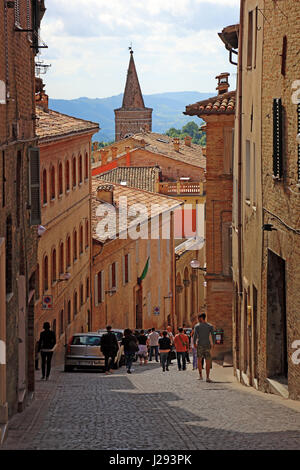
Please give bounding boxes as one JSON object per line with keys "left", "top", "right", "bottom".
{"left": 266, "top": 378, "right": 289, "bottom": 399}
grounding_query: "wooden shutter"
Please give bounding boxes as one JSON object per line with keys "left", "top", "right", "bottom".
{"left": 298, "top": 104, "right": 300, "bottom": 183}
{"left": 122, "top": 255, "right": 126, "bottom": 286}
{"left": 224, "top": 128, "right": 233, "bottom": 174}
{"left": 127, "top": 254, "right": 131, "bottom": 283}
{"left": 101, "top": 271, "right": 105, "bottom": 303}
{"left": 273, "top": 98, "right": 283, "bottom": 179}
{"left": 29, "top": 147, "right": 41, "bottom": 225}
{"left": 115, "top": 261, "right": 118, "bottom": 290}
{"left": 109, "top": 264, "right": 112, "bottom": 290}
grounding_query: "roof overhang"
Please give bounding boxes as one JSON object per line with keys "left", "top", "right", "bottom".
{"left": 218, "top": 24, "right": 239, "bottom": 51}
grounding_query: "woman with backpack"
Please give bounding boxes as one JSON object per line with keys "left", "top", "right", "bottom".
{"left": 121, "top": 328, "right": 138, "bottom": 374}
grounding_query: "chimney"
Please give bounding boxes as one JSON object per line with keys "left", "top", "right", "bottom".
{"left": 173, "top": 138, "right": 180, "bottom": 152}
{"left": 216, "top": 72, "right": 230, "bottom": 95}
{"left": 35, "top": 77, "right": 49, "bottom": 112}
{"left": 139, "top": 139, "right": 146, "bottom": 149}
{"left": 100, "top": 149, "right": 109, "bottom": 166}
{"left": 111, "top": 146, "right": 118, "bottom": 160}
{"left": 125, "top": 146, "right": 131, "bottom": 167}
{"left": 184, "top": 135, "right": 192, "bottom": 147}
{"left": 96, "top": 184, "right": 114, "bottom": 205}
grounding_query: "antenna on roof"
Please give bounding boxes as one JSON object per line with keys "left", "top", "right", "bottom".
{"left": 129, "top": 43, "right": 133, "bottom": 54}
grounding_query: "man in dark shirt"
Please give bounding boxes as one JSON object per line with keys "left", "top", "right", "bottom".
{"left": 121, "top": 329, "right": 138, "bottom": 374}
{"left": 100, "top": 325, "right": 119, "bottom": 375}
{"left": 193, "top": 313, "right": 214, "bottom": 382}
{"left": 158, "top": 331, "right": 171, "bottom": 372}
{"left": 38, "top": 322, "right": 56, "bottom": 380}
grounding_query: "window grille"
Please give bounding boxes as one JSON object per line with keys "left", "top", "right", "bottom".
{"left": 273, "top": 98, "right": 283, "bottom": 179}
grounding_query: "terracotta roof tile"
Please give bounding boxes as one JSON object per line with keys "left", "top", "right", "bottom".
{"left": 91, "top": 178, "right": 182, "bottom": 243}
{"left": 184, "top": 90, "right": 236, "bottom": 117}
{"left": 36, "top": 106, "right": 99, "bottom": 141}
{"left": 99, "top": 166, "right": 160, "bottom": 192}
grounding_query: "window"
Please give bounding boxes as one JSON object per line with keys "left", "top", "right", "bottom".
{"left": 80, "top": 283, "right": 84, "bottom": 306}
{"left": 14, "top": 0, "right": 21, "bottom": 26}
{"left": 254, "top": 7, "right": 258, "bottom": 69}
{"left": 79, "top": 224, "right": 83, "bottom": 254}
{"left": 60, "top": 310, "right": 64, "bottom": 336}
{"left": 43, "top": 255, "right": 48, "bottom": 292}
{"left": 50, "top": 166, "right": 55, "bottom": 200}
{"left": 59, "top": 242, "right": 64, "bottom": 275}
{"left": 85, "top": 220, "right": 89, "bottom": 248}
{"left": 16, "top": 152, "right": 21, "bottom": 227}
{"left": 78, "top": 155, "right": 82, "bottom": 184}
{"left": 253, "top": 143, "right": 256, "bottom": 206}
{"left": 281, "top": 36, "right": 287, "bottom": 77}
{"left": 52, "top": 249, "right": 57, "bottom": 284}
{"left": 42, "top": 169, "right": 47, "bottom": 204}
{"left": 247, "top": 10, "right": 253, "bottom": 68}
{"left": 58, "top": 163, "right": 63, "bottom": 195}
{"left": 123, "top": 254, "right": 130, "bottom": 285}
{"left": 65, "top": 160, "right": 70, "bottom": 192}
{"left": 74, "top": 291, "right": 78, "bottom": 316}
{"left": 224, "top": 128, "right": 233, "bottom": 174}
{"left": 6, "top": 215, "right": 13, "bottom": 295}
{"left": 222, "top": 221, "right": 232, "bottom": 276}
{"left": 66, "top": 235, "right": 71, "bottom": 267}
{"left": 67, "top": 300, "right": 71, "bottom": 324}
{"left": 273, "top": 98, "right": 283, "bottom": 179}
{"left": 96, "top": 271, "right": 104, "bottom": 304}
{"left": 245, "top": 140, "right": 251, "bottom": 201}
{"left": 111, "top": 262, "right": 116, "bottom": 289}
{"left": 72, "top": 157, "right": 76, "bottom": 187}
{"left": 73, "top": 230, "right": 77, "bottom": 261}
{"left": 85, "top": 152, "right": 88, "bottom": 180}
{"left": 86, "top": 277, "right": 90, "bottom": 300}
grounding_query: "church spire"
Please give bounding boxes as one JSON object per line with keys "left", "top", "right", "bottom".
{"left": 122, "top": 49, "right": 145, "bottom": 109}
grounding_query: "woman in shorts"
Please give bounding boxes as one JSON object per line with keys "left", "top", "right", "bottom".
{"left": 137, "top": 329, "right": 148, "bottom": 365}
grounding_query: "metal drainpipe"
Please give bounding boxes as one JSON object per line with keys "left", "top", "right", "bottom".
{"left": 238, "top": 0, "right": 245, "bottom": 298}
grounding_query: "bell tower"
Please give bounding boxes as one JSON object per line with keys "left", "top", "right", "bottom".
{"left": 114, "top": 49, "right": 152, "bottom": 141}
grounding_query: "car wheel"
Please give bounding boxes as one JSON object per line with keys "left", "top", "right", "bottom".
{"left": 64, "top": 365, "right": 74, "bottom": 372}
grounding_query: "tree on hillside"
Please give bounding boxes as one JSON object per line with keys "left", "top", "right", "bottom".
{"left": 165, "top": 121, "right": 206, "bottom": 146}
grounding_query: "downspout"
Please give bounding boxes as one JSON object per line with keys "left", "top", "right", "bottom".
{"left": 238, "top": 0, "right": 245, "bottom": 298}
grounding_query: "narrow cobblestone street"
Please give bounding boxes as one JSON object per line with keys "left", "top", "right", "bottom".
{"left": 2, "top": 361, "right": 300, "bottom": 450}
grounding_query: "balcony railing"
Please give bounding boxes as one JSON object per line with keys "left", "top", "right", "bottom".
{"left": 158, "top": 181, "right": 205, "bottom": 195}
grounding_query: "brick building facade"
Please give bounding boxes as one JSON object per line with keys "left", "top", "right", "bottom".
{"left": 114, "top": 50, "right": 152, "bottom": 141}
{"left": 0, "top": 0, "right": 46, "bottom": 441}
{"left": 185, "top": 74, "right": 235, "bottom": 359}
{"left": 35, "top": 95, "right": 99, "bottom": 366}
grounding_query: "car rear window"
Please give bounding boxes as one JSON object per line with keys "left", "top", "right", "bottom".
{"left": 114, "top": 332, "right": 123, "bottom": 341}
{"left": 71, "top": 336, "right": 101, "bottom": 346}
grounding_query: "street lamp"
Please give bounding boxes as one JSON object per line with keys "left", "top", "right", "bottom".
{"left": 190, "top": 259, "right": 207, "bottom": 271}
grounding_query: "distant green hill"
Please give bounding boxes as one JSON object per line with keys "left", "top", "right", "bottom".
{"left": 49, "top": 91, "right": 212, "bottom": 141}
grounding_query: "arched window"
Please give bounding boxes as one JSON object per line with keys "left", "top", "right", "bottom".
{"left": 74, "top": 291, "right": 78, "bottom": 316}
{"left": 78, "top": 154, "right": 82, "bottom": 184}
{"left": 50, "top": 165, "right": 55, "bottom": 199}
{"left": 85, "top": 220, "right": 89, "bottom": 248}
{"left": 66, "top": 235, "right": 71, "bottom": 267}
{"left": 43, "top": 255, "right": 48, "bottom": 292}
{"left": 79, "top": 224, "right": 83, "bottom": 254}
{"left": 72, "top": 157, "right": 76, "bottom": 187}
{"left": 80, "top": 283, "right": 84, "bottom": 306}
{"left": 73, "top": 230, "right": 77, "bottom": 261}
{"left": 6, "top": 215, "right": 13, "bottom": 294}
{"left": 59, "top": 242, "right": 64, "bottom": 274}
{"left": 60, "top": 310, "right": 64, "bottom": 335}
{"left": 67, "top": 300, "right": 71, "bottom": 324}
{"left": 65, "top": 160, "right": 70, "bottom": 192}
{"left": 52, "top": 248, "right": 57, "bottom": 284}
{"left": 42, "top": 169, "right": 47, "bottom": 204}
{"left": 85, "top": 152, "right": 88, "bottom": 180}
{"left": 86, "top": 277, "right": 89, "bottom": 300}
{"left": 58, "top": 162, "right": 63, "bottom": 195}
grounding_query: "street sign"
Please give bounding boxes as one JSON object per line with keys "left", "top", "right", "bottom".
{"left": 42, "top": 295, "right": 53, "bottom": 310}
{"left": 153, "top": 306, "right": 160, "bottom": 315}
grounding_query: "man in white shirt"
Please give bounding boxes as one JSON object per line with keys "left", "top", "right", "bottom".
{"left": 148, "top": 328, "right": 160, "bottom": 362}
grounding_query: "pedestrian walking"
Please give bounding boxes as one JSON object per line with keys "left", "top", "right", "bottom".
{"left": 190, "top": 329, "right": 198, "bottom": 370}
{"left": 38, "top": 322, "right": 56, "bottom": 381}
{"left": 185, "top": 330, "right": 191, "bottom": 364}
{"left": 148, "top": 327, "right": 160, "bottom": 362}
{"left": 137, "top": 329, "right": 148, "bottom": 365}
{"left": 166, "top": 325, "right": 174, "bottom": 365}
{"left": 174, "top": 328, "right": 189, "bottom": 371}
{"left": 158, "top": 331, "right": 171, "bottom": 372}
{"left": 121, "top": 328, "right": 139, "bottom": 374}
{"left": 193, "top": 313, "right": 214, "bottom": 382}
{"left": 100, "top": 325, "right": 119, "bottom": 375}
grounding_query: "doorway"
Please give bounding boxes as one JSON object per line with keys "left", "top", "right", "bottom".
{"left": 267, "top": 250, "right": 288, "bottom": 378}
{"left": 135, "top": 288, "right": 143, "bottom": 329}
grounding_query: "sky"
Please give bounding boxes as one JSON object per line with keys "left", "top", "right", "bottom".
{"left": 39, "top": 0, "right": 240, "bottom": 100}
